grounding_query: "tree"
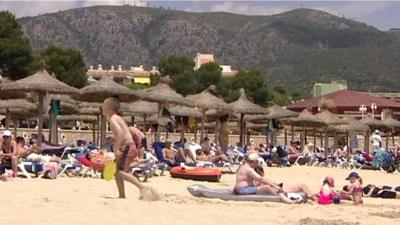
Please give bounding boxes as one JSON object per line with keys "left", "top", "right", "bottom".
{"left": 158, "top": 55, "right": 194, "bottom": 77}
{"left": 40, "top": 45, "right": 87, "bottom": 88}
{"left": 194, "top": 62, "right": 222, "bottom": 92}
{"left": 220, "top": 70, "right": 270, "bottom": 105}
{"left": 0, "top": 11, "right": 34, "bottom": 79}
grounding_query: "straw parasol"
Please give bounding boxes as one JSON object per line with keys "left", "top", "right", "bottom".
{"left": 76, "top": 75, "right": 140, "bottom": 102}
{"left": 0, "top": 78, "right": 27, "bottom": 99}
{"left": 0, "top": 99, "right": 37, "bottom": 135}
{"left": 228, "top": 88, "right": 267, "bottom": 145}
{"left": 186, "top": 85, "right": 231, "bottom": 141}
{"left": 383, "top": 115, "right": 400, "bottom": 147}
{"left": 168, "top": 105, "right": 202, "bottom": 118}
{"left": 246, "top": 122, "right": 267, "bottom": 129}
{"left": 76, "top": 76, "right": 141, "bottom": 147}
{"left": 359, "top": 115, "right": 389, "bottom": 131}
{"left": 134, "top": 77, "right": 193, "bottom": 141}
{"left": 1, "top": 69, "right": 78, "bottom": 145}
{"left": 265, "top": 105, "right": 299, "bottom": 120}
{"left": 121, "top": 100, "right": 159, "bottom": 135}
{"left": 316, "top": 110, "right": 347, "bottom": 126}
{"left": 283, "top": 109, "right": 326, "bottom": 150}
{"left": 57, "top": 115, "right": 97, "bottom": 121}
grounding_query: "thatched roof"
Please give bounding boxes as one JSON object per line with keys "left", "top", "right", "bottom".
{"left": 135, "top": 78, "right": 192, "bottom": 106}
{"left": 228, "top": 88, "right": 266, "bottom": 115}
{"left": 383, "top": 115, "right": 400, "bottom": 131}
{"left": 246, "top": 122, "right": 267, "bottom": 129}
{"left": 79, "top": 107, "right": 101, "bottom": 115}
{"left": 283, "top": 109, "right": 326, "bottom": 127}
{"left": 0, "top": 99, "right": 37, "bottom": 111}
{"left": 57, "top": 115, "right": 97, "bottom": 121}
{"left": 359, "top": 116, "right": 389, "bottom": 131}
{"left": 197, "top": 121, "right": 238, "bottom": 129}
{"left": 265, "top": 105, "right": 298, "bottom": 119}
{"left": 168, "top": 105, "right": 202, "bottom": 118}
{"left": 121, "top": 100, "right": 158, "bottom": 115}
{"left": 185, "top": 85, "right": 230, "bottom": 112}
{"left": 1, "top": 69, "right": 78, "bottom": 94}
{"left": 315, "top": 110, "right": 347, "bottom": 125}
{"left": 0, "top": 78, "right": 27, "bottom": 99}
{"left": 332, "top": 117, "right": 370, "bottom": 133}
{"left": 77, "top": 75, "right": 139, "bottom": 102}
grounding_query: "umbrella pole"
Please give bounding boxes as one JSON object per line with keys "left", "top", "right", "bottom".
{"left": 392, "top": 131, "right": 395, "bottom": 146}
{"left": 320, "top": 132, "right": 323, "bottom": 147}
{"left": 5, "top": 108, "right": 10, "bottom": 129}
{"left": 13, "top": 120, "right": 17, "bottom": 137}
{"left": 50, "top": 113, "right": 57, "bottom": 144}
{"left": 324, "top": 129, "right": 328, "bottom": 151}
{"left": 364, "top": 131, "right": 370, "bottom": 155}
{"left": 143, "top": 115, "right": 147, "bottom": 137}
{"left": 291, "top": 125, "right": 294, "bottom": 141}
{"left": 386, "top": 132, "right": 389, "bottom": 150}
{"left": 200, "top": 110, "right": 206, "bottom": 142}
{"left": 156, "top": 103, "right": 162, "bottom": 141}
{"left": 334, "top": 131, "right": 338, "bottom": 151}
{"left": 239, "top": 113, "right": 244, "bottom": 146}
{"left": 313, "top": 128, "right": 316, "bottom": 149}
{"left": 180, "top": 118, "right": 185, "bottom": 141}
{"left": 284, "top": 129, "right": 287, "bottom": 146}
{"left": 214, "top": 119, "right": 220, "bottom": 145}
{"left": 300, "top": 125, "right": 305, "bottom": 151}
{"left": 37, "top": 92, "right": 44, "bottom": 146}
{"left": 92, "top": 121, "right": 96, "bottom": 144}
{"left": 96, "top": 114, "right": 100, "bottom": 146}
{"left": 100, "top": 113, "right": 107, "bottom": 148}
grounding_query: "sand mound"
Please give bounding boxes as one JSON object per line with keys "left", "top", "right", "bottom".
{"left": 371, "top": 211, "right": 400, "bottom": 219}
{"left": 139, "top": 187, "right": 161, "bottom": 201}
{"left": 299, "top": 218, "right": 360, "bottom": 225}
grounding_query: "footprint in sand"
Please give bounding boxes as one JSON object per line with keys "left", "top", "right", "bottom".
{"left": 299, "top": 218, "right": 360, "bottom": 225}
{"left": 139, "top": 187, "right": 161, "bottom": 201}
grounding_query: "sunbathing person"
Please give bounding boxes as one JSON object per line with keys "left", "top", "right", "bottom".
{"left": 362, "top": 184, "right": 400, "bottom": 199}
{"left": 162, "top": 140, "right": 184, "bottom": 167}
{"left": 287, "top": 141, "right": 300, "bottom": 163}
{"left": 234, "top": 153, "right": 316, "bottom": 203}
{"left": 195, "top": 147, "right": 230, "bottom": 164}
{"left": 0, "top": 130, "right": 18, "bottom": 177}
{"left": 340, "top": 172, "right": 363, "bottom": 205}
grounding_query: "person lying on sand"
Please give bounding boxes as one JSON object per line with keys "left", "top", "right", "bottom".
{"left": 234, "top": 153, "right": 316, "bottom": 204}
{"left": 362, "top": 184, "right": 400, "bottom": 199}
{"left": 103, "top": 97, "right": 159, "bottom": 201}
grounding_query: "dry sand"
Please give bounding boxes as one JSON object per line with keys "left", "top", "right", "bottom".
{"left": 1, "top": 166, "right": 400, "bottom": 225}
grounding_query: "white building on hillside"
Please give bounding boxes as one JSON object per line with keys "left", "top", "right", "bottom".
{"left": 193, "top": 52, "right": 238, "bottom": 77}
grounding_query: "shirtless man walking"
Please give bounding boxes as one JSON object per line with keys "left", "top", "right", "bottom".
{"left": 102, "top": 97, "right": 159, "bottom": 201}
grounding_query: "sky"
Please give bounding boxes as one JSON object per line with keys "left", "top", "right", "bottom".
{"left": 0, "top": 1, "right": 399, "bottom": 31}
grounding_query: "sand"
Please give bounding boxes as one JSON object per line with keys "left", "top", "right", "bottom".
{"left": 1, "top": 166, "right": 400, "bottom": 225}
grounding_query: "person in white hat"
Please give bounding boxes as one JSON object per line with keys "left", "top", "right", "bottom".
{"left": 0, "top": 130, "right": 19, "bottom": 177}
{"left": 234, "top": 152, "right": 317, "bottom": 203}
{"left": 371, "top": 129, "right": 382, "bottom": 152}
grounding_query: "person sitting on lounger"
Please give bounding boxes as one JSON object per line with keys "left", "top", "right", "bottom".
{"left": 0, "top": 130, "right": 18, "bottom": 177}
{"left": 162, "top": 140, "right": 188, "bottom": 167}
{"left": 195, "top": 147, "right": 230, "bottom": 164}
{"left": 234, "top": 152, "right": 316, "bottom": 203}
{"left": 287, "top": 141, "right": 300, "bottom": 163}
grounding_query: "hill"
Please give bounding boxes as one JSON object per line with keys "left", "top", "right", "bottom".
{"left": 18, "top": 6, "right": 400, "bottom": 94}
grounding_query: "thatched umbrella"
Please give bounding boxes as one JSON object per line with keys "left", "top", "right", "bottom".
{"left": 383, "top": 115, "right": 400, "bottom": 148}
{"left": 0, "top": 78, "right": 27, "bottom": 99}
{"left": 167, "top": 105, "right": 202, "bottom": 141}
{"left": 77, "top": 76, "right": 140, "bottom": 147}
{"left": 121, "top": 100, "right": 158, "bottom": 133}
{"left": 78, "top": 102, "right": 103, "bottom": 145}
{"left": 1, "top": 69, "right": 78, "bottom": 145}
{"left": 228, "top": 88, "right": 267, "bottom": 145}
{"left": 135, "top": 77, "right": 192, "bottom": 141}
{"left": 186, "top": 85, "right": 231, "bottom": 142}
{"left": 0, "top": 99, "right": 37, "bottom": 136}
{"left": 283, "top": 109, "right": 326, "bottom": 151}
{"left": 315, "top": 110, "right": 348, "bottom": 153}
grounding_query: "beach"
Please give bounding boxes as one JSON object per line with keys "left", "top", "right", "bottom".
{"left": 2, "top": 166, "right": 400, "bottom": 225}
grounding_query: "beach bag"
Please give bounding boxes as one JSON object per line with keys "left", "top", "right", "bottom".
{"left": 103, "top": 161, "right": 116, "bottom": 181}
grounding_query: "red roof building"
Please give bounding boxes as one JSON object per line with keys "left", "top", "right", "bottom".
{"left": 287, "top": 90, "right": 400, "bottom": 117}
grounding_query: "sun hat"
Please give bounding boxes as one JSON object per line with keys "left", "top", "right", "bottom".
{"left": 324, "top": 176, "right": 335, "bottom": 186}
{"left": 374, "top": 129, "right": 380, "bottom": 134}
{"left": 345, "top": 172, "right": 360, "bottom": 180}
{"left": 2, "top": 130, "right": 12, "bottom": 137}
{"left": 247, "top": 152, "right": 260, "bottom": 161}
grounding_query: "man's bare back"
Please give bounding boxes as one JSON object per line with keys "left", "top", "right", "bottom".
{"left": 235, "top": 163, "right": 259, "bottom": 190}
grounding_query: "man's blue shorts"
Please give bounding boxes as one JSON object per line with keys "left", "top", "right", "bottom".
{"left": 236, "top": 186, "right": 258, "bottom": 195}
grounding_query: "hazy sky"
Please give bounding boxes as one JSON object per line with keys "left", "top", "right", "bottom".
{"left": 1, "top": 1, "right": 399, "bottom": 30}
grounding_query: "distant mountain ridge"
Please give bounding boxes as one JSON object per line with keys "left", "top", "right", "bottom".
{"left": 18, "top": 6, "right": 400, "bottom": 94}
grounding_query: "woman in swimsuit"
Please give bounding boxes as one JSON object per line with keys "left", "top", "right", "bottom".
{"left": 340, "top": 172, "right": 363, "bottom": 205}
{"left": 363, "top": 184, "right": 400, "bottom": 199}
